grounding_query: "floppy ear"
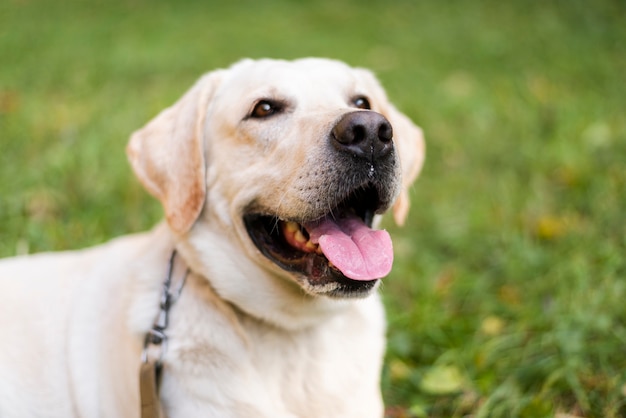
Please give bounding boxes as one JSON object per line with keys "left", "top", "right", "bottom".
{"left": 126, "top": 71, "right": 224, "bottom": 235}
{"left": 384, "top": 103, "right": 425, "bottom": 226}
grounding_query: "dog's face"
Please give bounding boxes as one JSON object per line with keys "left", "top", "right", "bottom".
{"left": 127, "top": 58, "right": 424, "bottom": 318}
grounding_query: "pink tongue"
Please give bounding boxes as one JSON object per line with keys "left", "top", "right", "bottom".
{"left": 306, "top": 215, "right": 393, "bottom": 281}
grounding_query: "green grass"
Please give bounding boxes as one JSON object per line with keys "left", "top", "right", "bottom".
{"left": 1, "top": 0, "right": 625, "bottom": 416}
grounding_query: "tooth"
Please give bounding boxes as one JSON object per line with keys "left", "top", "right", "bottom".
{"left": 294, "top": 229, "right": 307, "bottom": 243}
{"left": 284, "top": 221, "right": 299, "bottom": 233}
{"left": 305, "top": 241, "right": 317, "bottom": 251}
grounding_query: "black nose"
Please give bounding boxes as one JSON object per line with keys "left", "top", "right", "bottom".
{"left": 331, "top": 111, "right": 393, "bottom": 161}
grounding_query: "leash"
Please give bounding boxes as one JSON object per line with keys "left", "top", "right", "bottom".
{"left": 140, "top": 250, "right": 189, "bottom": 418}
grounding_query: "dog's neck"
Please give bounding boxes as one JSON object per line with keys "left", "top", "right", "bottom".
{"left": 173, "top": 220, "right": 356, "bottom": 331}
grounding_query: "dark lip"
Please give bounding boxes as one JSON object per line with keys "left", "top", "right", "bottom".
{"left": 243, "top": 183, "right": 385, "bottom": 298}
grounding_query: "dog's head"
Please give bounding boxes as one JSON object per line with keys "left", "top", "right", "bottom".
{"left": 128, "top": 58, "right": 424, "bottom": 324}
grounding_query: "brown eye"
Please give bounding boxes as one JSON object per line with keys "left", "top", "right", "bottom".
{"left": 352, "top": 96, "right": 371, "bottom": 110}
{"left": 251, "top": 100, "right": 280, "bottom": 118}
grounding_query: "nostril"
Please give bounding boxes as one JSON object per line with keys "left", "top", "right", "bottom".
{"left": 352, "top": 125, "right": 366, "bottom": 144}
{"left": 333, "top": 120, "right": 367, "bottom": 146}
{"left": 378, "top": 122, "right": 393, "bottom": 143}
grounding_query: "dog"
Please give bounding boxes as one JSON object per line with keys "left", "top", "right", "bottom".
{"left": 0, "top": 58, "right": 424, "bottom": 417}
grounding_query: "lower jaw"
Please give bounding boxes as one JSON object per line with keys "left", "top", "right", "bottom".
{"left": 271, "top": 251, "right": 379, "bottom": 298}
{"left": 306, "top": 277, "right": 379, "bottom": 299}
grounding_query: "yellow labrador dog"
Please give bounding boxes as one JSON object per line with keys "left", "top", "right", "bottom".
{"left": 0, "top": 58, "right": 424, "bottom": 418}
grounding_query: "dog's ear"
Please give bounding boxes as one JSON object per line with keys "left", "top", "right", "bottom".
{"left": 127, "top": 71, "right": 224, "bottom": 235}
{"left": 384, "top": 103, "right": 425, "bottom": 226}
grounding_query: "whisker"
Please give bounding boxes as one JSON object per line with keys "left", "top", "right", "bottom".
{"left": 271, "top": 217, "right": 280, "bottom": 235}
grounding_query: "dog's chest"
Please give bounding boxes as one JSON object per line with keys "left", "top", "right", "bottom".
{"left": 163, "top": 297, "right": 385, "bottom": 417}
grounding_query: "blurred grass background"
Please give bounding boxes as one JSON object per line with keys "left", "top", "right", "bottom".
{"left": 1, "top": 0, "right": 624, "bottom": 416}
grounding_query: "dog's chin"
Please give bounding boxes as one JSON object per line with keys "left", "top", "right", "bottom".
{"left": 243, "top": 183, "right": 389, "bottom": 299}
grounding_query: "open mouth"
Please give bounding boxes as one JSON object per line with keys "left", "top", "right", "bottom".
{"left": 244, "top": 183, "right": 393, "bottom": 297}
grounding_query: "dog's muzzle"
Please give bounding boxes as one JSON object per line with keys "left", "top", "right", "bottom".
{"left": 244, "top": 110, "right": 400, "bottom": 298}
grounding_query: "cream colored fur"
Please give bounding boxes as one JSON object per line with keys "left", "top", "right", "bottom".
{"left": 0, "top": 58, "right": 424, "bottom": 418}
